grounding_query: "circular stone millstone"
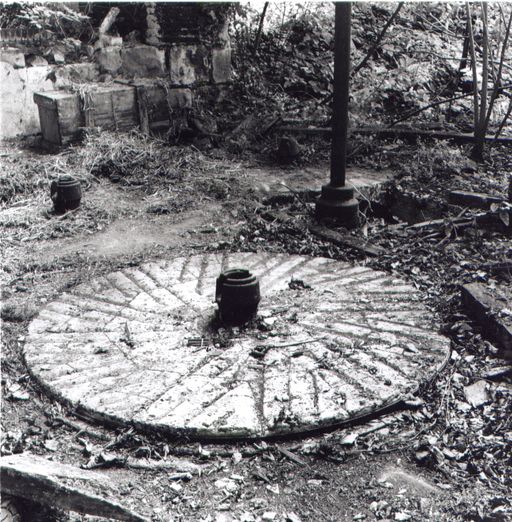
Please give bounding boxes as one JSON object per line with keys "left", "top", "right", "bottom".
{"left": 24, "top": 253, "right": 450, "bottom": 440}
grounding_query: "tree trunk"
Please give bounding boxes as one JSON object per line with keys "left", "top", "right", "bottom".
{"left": 471, "top": 3, "right": 489, "bottom": 162}
{"left": 252, "top": 2, "right": 269, "bottom": 56}
{"left": 458, "top": 19, "right": 470, "bottom": 74}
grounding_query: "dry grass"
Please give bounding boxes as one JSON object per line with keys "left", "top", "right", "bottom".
{"left": 1, "top": 198, "right": 113, "bottom": 243}
{"left": 74, "top": 129, "right": 242, "bottom": 191}
{"left": 1, "top": 130, "right": 240, "bottom": 206}
{"left": 0, "top": 131, "right": 258, "bottom": 245}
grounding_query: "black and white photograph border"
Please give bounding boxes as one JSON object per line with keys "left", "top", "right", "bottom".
{"left": 1, "top": 2, "right": 511, "bottom": 522}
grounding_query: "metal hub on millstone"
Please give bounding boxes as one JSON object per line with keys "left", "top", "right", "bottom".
{"left": 24, "top": 253, "right": 450, "bottom": 440}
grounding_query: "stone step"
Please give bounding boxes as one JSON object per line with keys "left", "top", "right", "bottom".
{"left": 461, "top": 282, "right": 512, "bottom": 359}
{"left": 0, "top": 453, "right": 148, "bottom": 521}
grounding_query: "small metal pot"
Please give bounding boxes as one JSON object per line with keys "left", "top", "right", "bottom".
{"left": 50, "top": 175, "right": 81, "bottom": 213}
{"left": 215, "top": 268, "right": 260, "bottom": 325}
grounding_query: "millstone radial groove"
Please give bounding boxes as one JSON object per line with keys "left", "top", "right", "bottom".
{"left": 24, "top": 253, "right": 450, "bottom": 440}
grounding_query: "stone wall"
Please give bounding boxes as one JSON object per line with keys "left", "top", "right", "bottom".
{"left": 0, "top": 48, "right": 99, "bottom": 139}
{"left": 0, "top": 3, "right": 233, "bottom": 139}
{"left": 94, "top": 3, "right": 232, "bottom": 85}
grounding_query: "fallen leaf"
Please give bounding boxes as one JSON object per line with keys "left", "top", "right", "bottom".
{"left": 499, "top": 211, "right": 509, "bottom": 227}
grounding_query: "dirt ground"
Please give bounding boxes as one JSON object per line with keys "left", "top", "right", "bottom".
{"left": 1, "top": 135, "right": 511, "bottom": 522}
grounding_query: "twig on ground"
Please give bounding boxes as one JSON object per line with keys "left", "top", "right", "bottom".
{"left": 54, "top": 416, "right": 111, "bottom": 442}
{"left": 278, "top": 447, "right": 307, "bottom": 466}
{"left": 56, "top": 208, "right": 80, "bottom": 221}
{"left": 277, "top": 182, "right": 312, "bottom": 215}
{"left": 259, "top": 337, "right": 326, "bottom": 350}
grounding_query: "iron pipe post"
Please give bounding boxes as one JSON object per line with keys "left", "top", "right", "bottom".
{"left": 331, "top": 1, "right": 351, "bottom": 187}
{"left": 315, "top": 1, "right": 359, "bottom": 227}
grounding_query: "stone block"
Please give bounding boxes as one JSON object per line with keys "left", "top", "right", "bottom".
{"left": 94, "top": 34, "right": 123, "bottom": 51}
{"left": 0, "top": 48, "right": 25, "bottom": 69}
{"left": 26, "top": 55, "right": 49, "bottom": 67}
{"left": 34, "top": 85, "right": 138, "bottom": 145}
{"left": 96, "top": 47, "right": 122, "bottom": 75}
{"left": 54, "top": 63, "right": 99, "bottom": 88}
{"left": 212, "top": 47, "right": 232, "bottom": 84}
{"left": 0, "top": 62, "right": 54, "bottom": 138}
{"left": 190, "top": 45, "right": 210, "bottom": 84}
{"left": 448, "top": 190, "right": 505, "bottom": 209}
{"left": 51, "top": 50, "right": 66, "bottom": 65}
{"left": 217, "top": 19, "right": 230, "bottom": 48}
{"left": 169, "top": 44, "right": 195, "bottom": 85}
{"left": 145, "top": 30, "right": 160, "bottom": 46}
{"left": 1, "top": 453, "right": 147, "bottom": 521}
{"left": 169, "top": 44, "right": 209, "bottom": 86}
{"left": 462, "top": 283, "right": 512, "bottom": 358}
{"left": 82, "top": 44, "right": 95, "bottom": 59}
{"left": 145, "top": 4, "right": 161, "bottom": 46}
{"left": 121, "top": 45, "right": 165, "bottom": 78}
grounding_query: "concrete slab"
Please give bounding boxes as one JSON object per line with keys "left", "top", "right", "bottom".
{"left": 378, "top": 467, "right": 439, "bottom": 496}
{"left": 24, "top": 253, "right": 449, "bottom": 440}
{"left": 247, "top": 166, "right": 392, "bottom": 202}
{"left": 1, "top": 453, "right": 148, "bottom": 521}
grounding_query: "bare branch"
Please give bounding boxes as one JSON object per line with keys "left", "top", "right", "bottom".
{"left": 478, "top": 3, "right": 489, "bottom": 129}
{"left": 495, "top": 96, "right": 512, "bottom": 139}
{"left": 484, "top": 8, "right": 512, "bottom": 131}
{"left": 252, "top": 1, "right": 269, "bottom": 56}
{"left": 388, "top": 82, "right": 512, "bottom": 127}
{"left": 352, "top": 2, "right": 404, "bottom": 76}
{"left": 466, "top": 2, "right": 480, "bottom": 134}
{"left": 408, "top": 49, "right": 512, "bottom": 73}
{"left": 459, "top": 18, "right": 471, "bottom": 74}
